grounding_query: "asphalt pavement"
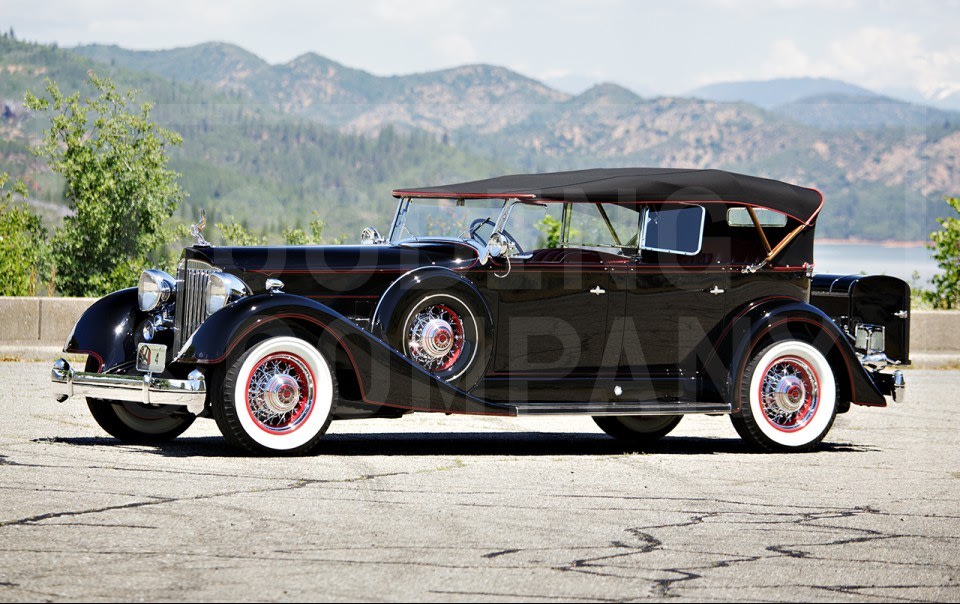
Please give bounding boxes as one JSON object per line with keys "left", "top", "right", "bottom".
{"left": 0, "top": 361, "right": 958, "bottom": 602}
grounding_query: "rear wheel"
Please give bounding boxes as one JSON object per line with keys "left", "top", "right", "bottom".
{"left": 85, "top": 357, "right": 194, "bottom": 444}
{"left": 593, "top": 415, "right": 682, "bottom": 446}
{"left": 213, "top": 336, "right": 337, "bottom": 455}
{"left": 731, "top": 340, "right": 837, "bottom": 452}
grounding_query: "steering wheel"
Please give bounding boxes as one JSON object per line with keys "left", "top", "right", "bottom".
{"left": 467, "top": 217, "right": 495, "bottom": 240}
{"left": 467, "top": 218, "right": 523, "bottom": 253}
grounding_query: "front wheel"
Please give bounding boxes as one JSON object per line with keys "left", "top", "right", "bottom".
{"left": 85, "top": 357, "right": 194, "bottom": 444}
{"left": 731, "top": 340, "right": 838, "bottom": 452}
{"left": 213, "top": 336, "right": 337, "bottom": 455}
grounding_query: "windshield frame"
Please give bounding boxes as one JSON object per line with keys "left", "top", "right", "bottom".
{"left": 388, "top": 196, "right": 520, "bottom": 245}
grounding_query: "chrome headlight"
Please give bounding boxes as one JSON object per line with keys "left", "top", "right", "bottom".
{"left": 138, "top": 269, "right": 176, "bottom": 312}
{"left": 205, "top": 273, "right": 251, "bottom": 316}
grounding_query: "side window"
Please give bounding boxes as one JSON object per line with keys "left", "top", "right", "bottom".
{"left": 641, "top": 205, "right": 705, "bottom": 256}
{"left": 727, "top": 207, "right": 787, "bottom": 227}
{"left": 564, "top": 203, "right": 640, "bottom": 251}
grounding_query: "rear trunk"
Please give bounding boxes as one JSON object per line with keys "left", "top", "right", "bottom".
{"left": 810, "top": 274, "right": 911, "bottom": 365}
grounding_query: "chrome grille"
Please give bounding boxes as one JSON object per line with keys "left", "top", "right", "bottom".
{"left": 173, "top": 259, "right": 217, "bottom": 353}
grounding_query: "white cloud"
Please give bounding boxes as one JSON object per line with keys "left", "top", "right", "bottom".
{"left": 431, "top": 34, "right": 479, "bottom": 65}
{"left": 7, "top": 0, "right": 960, "bottom": 98}
{"left": 371, "top": 0, "right": 456, "bottom": 23}
{"left": 827, "top": 26, "right": 960, "bottom": 94}
{"left": 537, "top": 68, "right": 572, "bottom": 80}
{"left": 762, "top": 38, "right": 817, "bottom": 78}
{"left": 703, "top": 0, "right": 859, "bottom": 10}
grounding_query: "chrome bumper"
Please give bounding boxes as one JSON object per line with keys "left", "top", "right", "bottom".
{"left": 870, "top": 368, "right": 906, "bottom": 404}
{"left": 51, "top": 358, "right": 206, "bottom": 414}
{"left": 893, "top": 370, "right": 906, "bottom": 404}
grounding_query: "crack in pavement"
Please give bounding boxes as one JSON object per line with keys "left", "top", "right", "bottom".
{"left": 429, "top": 589, "right": 623, "bottom": 602}
{"left": 541, "top": 500, "right": 956, "bottom": 599}
{"left": 0, "top": 464, "right": 461, "bottom": 529}
{"left": 483, "top": 548, "right": 521, "bottom": 559}
{"left": 814, "top": 583, "right": 958, "bottom": 603}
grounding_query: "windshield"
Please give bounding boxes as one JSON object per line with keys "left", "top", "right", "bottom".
{"left": 390, "top": 198, "right": 507, "bottom": 243}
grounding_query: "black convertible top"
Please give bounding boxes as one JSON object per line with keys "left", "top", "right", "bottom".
{"left": 393, "top": 168, "right": 824, "bottom": 225}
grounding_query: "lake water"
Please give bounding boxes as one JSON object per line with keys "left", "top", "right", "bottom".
{"left": 814, "top": 243, "right": 941, "bottom": 288}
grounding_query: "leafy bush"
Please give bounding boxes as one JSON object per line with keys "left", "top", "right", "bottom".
{"left": 926, "top": 197, "right": 960, "bottom": 309}
{"left": 282, "top": 212, "right": 328, "bottom": 245}
{"left": 215, "top": 218, "right": 267, "bottom": 246}
{"left": 25, "top": 72, "right": 184, "bottom": 296}
{"left": 0, "top": 174, "right": 51, "bottom": 295}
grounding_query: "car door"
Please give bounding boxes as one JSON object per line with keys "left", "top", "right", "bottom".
{"left": 612, "top": 204, "right": 727, "bottom": 402}
{"left": 479, "top": 202, "right": 636, "bottom": 403}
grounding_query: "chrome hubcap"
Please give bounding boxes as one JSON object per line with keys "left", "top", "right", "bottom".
{"left": 773, "top": 375, "right": 806, "bottom": 413}
{"left": 421, "top": 319, "right": 454, "bottom": 358}
{"left": 406, "top": 303, "right": 465, "bottom": 372}
{"left": 262, "top": 373, "right": 301, "bottom": 414}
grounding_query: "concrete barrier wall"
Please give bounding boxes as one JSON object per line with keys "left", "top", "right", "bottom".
{"left": 0, "top": 297, "right": 95, "bottom": 347}
{"left": 0, "top": 297, "right": 958, "bottom": 354}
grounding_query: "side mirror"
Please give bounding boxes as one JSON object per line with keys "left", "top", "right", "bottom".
{"left": 360, "top": 227, "right": 385, "bottom": 245}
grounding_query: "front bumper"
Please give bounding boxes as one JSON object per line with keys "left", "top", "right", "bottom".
{"left": 51, "top": 358, "right": 206, "bottom": 414}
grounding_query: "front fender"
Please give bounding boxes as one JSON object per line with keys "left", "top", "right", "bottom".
{"left": 64, "top": 288, "right": 142, "bottom": 371}
{"left": 707, "top": 297, "right": 886, "bottom": 409}
{"left": 176, "top": 292, "right": 512, "bottom": 416}
{"left": 370, "top": 266, "right": 493, "bottom": 337}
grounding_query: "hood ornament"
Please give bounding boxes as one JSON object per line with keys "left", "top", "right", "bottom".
{"left": 189, "top": 209, "right": 211, "bottom": 247}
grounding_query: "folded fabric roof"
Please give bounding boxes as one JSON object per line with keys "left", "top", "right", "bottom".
{"left": 392, "top": 168, "right": 824, "bottom": 225}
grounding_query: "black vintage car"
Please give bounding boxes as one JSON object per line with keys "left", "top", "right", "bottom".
{"left": 52, "top": 168, "right": 908, "bottom": 454}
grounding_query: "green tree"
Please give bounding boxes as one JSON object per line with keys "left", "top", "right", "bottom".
{"left": 927, "top": 196, "right": 960, "bottom": 309}
{"left": 0, "top": 174, "right": 51, "bottom": 295}
{"left": 25, "top": 72, "right": 184, "bottom": 296}
{"left": 216, "top": 217, "right": 267, "bottom": 246}
{"left": 282, "top": 212, "right": 327, "bottom": 245}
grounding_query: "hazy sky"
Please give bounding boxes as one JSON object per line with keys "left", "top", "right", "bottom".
{"left": 6, "top": 0, "right": 960, "bottom": 98}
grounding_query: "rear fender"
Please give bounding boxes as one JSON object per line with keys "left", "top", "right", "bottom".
{"left": 176, "top": 292, "right": 511, "bottom": 416}
{"left": 704, "top": 298, "right": 886, "bottom": 410}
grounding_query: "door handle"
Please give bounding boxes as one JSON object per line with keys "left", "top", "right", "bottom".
{"left": 709, "top": 285, "right": 725, "bottom": 295}
{"left": 590, "top": 286, "right": 606, "bottom": 295}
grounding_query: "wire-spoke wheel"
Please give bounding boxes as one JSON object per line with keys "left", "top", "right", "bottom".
{"left": 214, "top": 336, "right": 336, "bottom": 455}
{"left": 732, "top": 340, "right": 837, "bottom": 452}
{"left": 393, "top": 291, "right": 488, "bottom": 390}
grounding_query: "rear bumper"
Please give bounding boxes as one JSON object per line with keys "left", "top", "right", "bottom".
{"left": 871, "top": 369, "right": 906, "bottom": 404}
{"left": 51, "top": 358, "right": 206, "bottom": 413}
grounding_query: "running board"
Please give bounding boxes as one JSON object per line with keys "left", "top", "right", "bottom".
{"left": 510, "top": 402, "right": 732, "bottom": 416}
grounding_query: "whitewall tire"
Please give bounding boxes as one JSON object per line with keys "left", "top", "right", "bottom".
{"left": 214, "top": 336, "right": 337, "bottom": 455}
{"left": 732, "top": 340, "right": 837, "bottom": 452}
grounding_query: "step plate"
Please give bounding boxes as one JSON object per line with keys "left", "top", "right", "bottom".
{"left": 511, "top": 402, "right": 732, "bottom": 416}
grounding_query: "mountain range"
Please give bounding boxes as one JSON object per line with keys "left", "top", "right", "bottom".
{"left": 3, "top": 36, "right": 960, "bottom": 242}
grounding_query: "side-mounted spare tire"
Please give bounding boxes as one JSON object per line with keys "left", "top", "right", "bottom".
{"left": 373, "top": 271, "right": 494, "bottom": 392}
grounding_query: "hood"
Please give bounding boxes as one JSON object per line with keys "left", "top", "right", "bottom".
{"left": 181, "top": 241, "right": 480, "bottom": 297}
